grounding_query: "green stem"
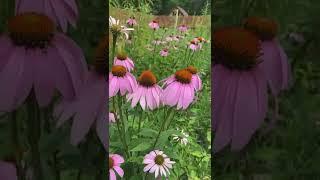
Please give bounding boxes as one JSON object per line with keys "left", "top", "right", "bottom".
{"left": 112, "top": 34, "right": 118, "bottom": 59}
{"left": 26, "top": 95, "right": 43, "bottom": 180}
{"left": 137, "top": 110, "right": 144, "bottom": 134}
{"left": 53, "top": 151, "right": 60, "bottom": 180}
{"left": 152, "top": 108, "right": 175, "bottom": 149}
{"left": 113, "top": 98, "right": 130, "bottom": 157}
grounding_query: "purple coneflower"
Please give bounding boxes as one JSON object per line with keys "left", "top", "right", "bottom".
{"left": 143, "top": 150, "right": 175, "bottom": 178}
{"left": 160, "top": 48, "right": 169, "bottom": 57}
{"left": 244, "top": 17, "right": 291, "bottom": 95}
{"left": 109, "top": 154, "right": 124, "bottom": 180}
{"left": 149, "top": 20, "right": 160, "bottom": 30}
{"left": 189, "top": 40, "right": 199, "bottom": 51}
{"left": 178, "top": 24, "right": 188, "bottom": 33}
{"left": 185, "top": 66, "right": 202, "bottom": 91}
{"left": 15, "top": 0, "right": 78, "bottom": 32}
{"left": 127, "top": 16, "right": 137, "bottom": 26}
{"left": 127, "top": 70, "right": 162, "bottom": 110}
{"left": 162, "top": 69, "right": 196, "bottom": 110}
{"left": 0, "top": 161, "right": 17, "bottom": 180}
{"left": 54, "top": 36, "right": 108, "bottom": 150}
{"left": 109, "top": 65, "right": 137, "bottom": 98}
{"left": 113, "top": 51, "right": 134, "bottom": 72}
{"left": 0, "top": 12, "right": 87, "bottom": 112}
{"left": 213, "top": 27, "right": 268, "bottom": 152}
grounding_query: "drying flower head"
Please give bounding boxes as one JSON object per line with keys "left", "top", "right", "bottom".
{"left": 109, "top": 16, "right": 134, "bottom": 40}
{"left": 172, "top": 129, "right": 189, "bottom": 145}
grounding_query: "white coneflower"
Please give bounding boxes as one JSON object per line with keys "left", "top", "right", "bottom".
{"left": 109, "top": 16, "right": 134, "bottom": 40}
{"left": 143, "top": 150, "right": 175, "bottom": 178}
{"left": 172, "top": 129, "right": 189, "bottom": 145}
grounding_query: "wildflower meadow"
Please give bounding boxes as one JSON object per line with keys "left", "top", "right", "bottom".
{"left": 108, "top": 5, "right": 211, "bottom": 180}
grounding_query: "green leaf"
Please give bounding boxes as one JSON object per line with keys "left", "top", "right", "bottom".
{"left": 138, "top": 128, "right": 158, "bottom": 137}
{"left": 130, "top": 142, "right": 151, "bottom": 152}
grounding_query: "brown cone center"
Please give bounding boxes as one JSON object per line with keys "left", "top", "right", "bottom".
{"left": 8, "top": 12, "right": 55, "bottom": 49}
{"left": 109, "top": 157, "right": 114, "bottom": 169}
{"left": 138, "top": 70, "right": 157, "bottom": 87}
{"left": 111, "top": 65, "right": 127, "bottom": 77}
{"left": 185, "top": 66, "right": 198, "bottom": 74}
{"left": 243, "top": 17, "right": 278, "bottom": 41}
{"left": 94, "top": 36, "right": 108, "bottom": 76}
{"left": 175, "top": 69, "right": 192, "bottom": 84}
{"left": 213, "top": 27, "right": 261, "bottom": 70}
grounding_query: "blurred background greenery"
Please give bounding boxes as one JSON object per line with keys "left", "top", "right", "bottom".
{"left": 213, "top": 0, "right": 320, "bottom": 179}
{"left": 109, "top": 0, "right": 211, "bottom": 15}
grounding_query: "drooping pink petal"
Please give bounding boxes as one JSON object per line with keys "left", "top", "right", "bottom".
{"left": 231, "top": 70, "right": 267, "bottom": 151}
{"left": 260, "top": 40, "right": 283, "bottom": 95}
{"left": 96, "top": 103, "right": 108, "bottom": 150}
{"left": 69, "top": 81, "right": 104, "bottom": 146}
{"left": 54, "top": 33, "right": 87, "bottom": 97}
{"left": 0, "top": 47, "right": 26, "bottom": 111}
{"left": 32, "top": 50, "right": 56, "bottom": 107}
{"left": 275, "top": 40, "right": 291, "bottom": 89}
{"left": 144, "top": 162, "right": 155, "bottom": 172}
{"left": 139, "top": 89, "right": 147, "bottom": 110}
{"left": 109, "top": 169, "right": 116, "bottom": 180}
{"left": 0, "top": 161, "right": 17, "bottom": 180}
{"left": 113, "top": 166, "right": 124, "bottom": 177}
{"left": 213, "top": 67, "right": 240, "bottom": 152}
{"left": 15, "top": 0, "right": 44, "bottom": 15}
{"left": 0, "top": 36, "right": 14, "bottom": 72}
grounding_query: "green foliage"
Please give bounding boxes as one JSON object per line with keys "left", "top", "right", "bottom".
{"left": 109, "top": 0, "right": 212, "bottom": 15}
{"left": 109, "top": 8, "right": 211, "bottom": 179}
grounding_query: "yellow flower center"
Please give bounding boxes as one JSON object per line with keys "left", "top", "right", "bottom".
{"left": 154, "top": 155, "right": 164, "bottom": 165}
